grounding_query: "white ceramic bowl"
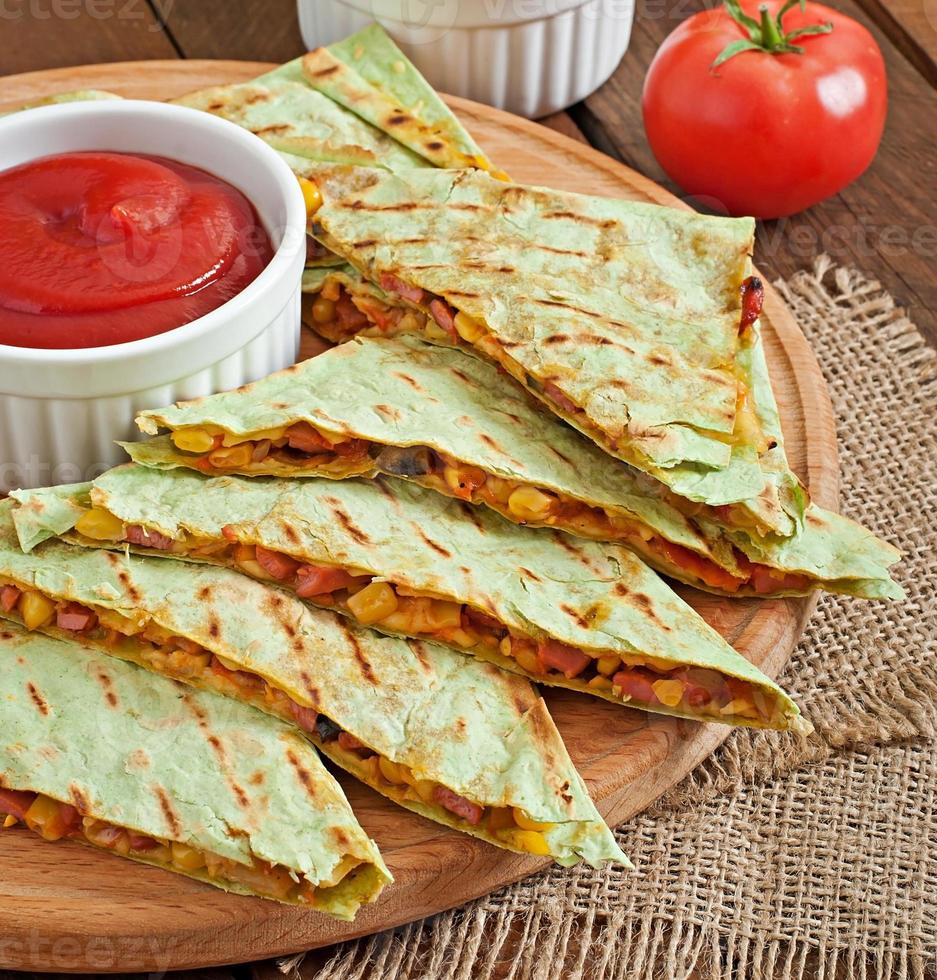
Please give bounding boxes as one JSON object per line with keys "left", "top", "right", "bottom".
{"left": 0, "top": 100, "right": 306, "bottom": 492}
{"left": 298, "top": 0, "right": 635, "bottom": 118}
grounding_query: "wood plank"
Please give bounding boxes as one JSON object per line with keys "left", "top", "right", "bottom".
{"left": 574, "top": 0, "right": 937, "bottom": 350}
{"left": 854, "top": 0, "right": 937, "bottom": 87}
{"left": 156, "top": 0, "right": 304, "bottom": 62}
{"left": 0, "top": 3, "right": 177, "bottom": 75}
{"left": 0, "top": 61, "right": 830, "bottom": 972}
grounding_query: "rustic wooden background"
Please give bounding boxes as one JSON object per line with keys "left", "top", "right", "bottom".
{"left": 1, "top": 0, "right": 935, "bottom": 976}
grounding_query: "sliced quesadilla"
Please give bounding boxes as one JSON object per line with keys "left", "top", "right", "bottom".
{"left": 11, "top": 472, "right": 807, "bottom": 733}
{"left": 0, "top": 504, "right": 626, "bottom": 866}
{"left": 305, "top": 166, "right": 807, "bottom": 538}
{"left": 0, "top": 622, "right": 389, "bottom": 916}
{"left": 131, "top": 335, "right": 903, "bottom": 599}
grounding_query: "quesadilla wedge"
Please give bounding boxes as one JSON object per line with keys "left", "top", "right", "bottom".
{"left": 301, "top": 24, "right": 505, "bottom": 176}
{"left": 131, "top": 335, "right": 903, "bottom": 600}
{"left": 305, "top": 166, "right": 806, "bottom": 538}
{"left": 0, "top": 504, "right": 626, "bottom": 867}
{"left": 0, "top": 622, "right": 389, "bottom": 916}
{"left": 12, "top": 472, "right": 807, "bottom": 733}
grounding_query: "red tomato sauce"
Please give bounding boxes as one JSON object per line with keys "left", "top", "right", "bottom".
{"left": 0, "top": 151, "right": 274, "bottom": 349}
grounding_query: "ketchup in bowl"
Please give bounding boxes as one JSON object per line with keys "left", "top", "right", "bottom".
{"left": 0, "top": 151, "right": 274, "bottom": 349}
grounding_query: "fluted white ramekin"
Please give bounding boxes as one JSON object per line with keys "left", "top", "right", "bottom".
{"left": 0, "top": 101, "right": 306, "bottom": 492}
{"left": 299, "top": 0, "right": 635, "bottom": 118}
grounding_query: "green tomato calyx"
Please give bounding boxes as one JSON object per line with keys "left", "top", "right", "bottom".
{"left": 713, "top": 0, "right": 833, "bottom": 70}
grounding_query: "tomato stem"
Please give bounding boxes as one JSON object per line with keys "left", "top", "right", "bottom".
{"left": 759, "top": 4, "right": 785, "bottom": 49}
{"left": 713, "top": 0, "right": 833, "bottom": 70}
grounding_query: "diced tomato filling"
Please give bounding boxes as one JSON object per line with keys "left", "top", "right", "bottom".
{"left": 428, "top": 299, "right": 458, "bottom": 342}
{"left": 288, "top": 701, "right": 319, "bottom": 734}
{"left": 56, "top": 602, "right": 97, "bottom": 632}
{"left": 542, "top": 381, "right": 579, "bottom": 416}
{"left": 379, "top": 273, "right": 425, "bottom": 305}
{"left": 357, "top": 297, "right": 401, "bottom": 332}
{"left": 335, "top": 292, "right": 369, "bottom": 330}
{"left": 537, "top": 640, "right": 591, "bottom": 679}
{"left": 739, "top": 276, "right": 765, "bottom": 333}
{"left": 0, "top": 585, "right": 21, "bottom": 612}
{"left": 655, "top": 539, "right": 744, "bottom": 593}
{"left": 612, "top": 668, "right": 658, "bottom": 704}
{"left": 125, "top": 524, "right": 175, "bottom": 551}
{"left": 337, "top": 731, "right": 370, "bottom": 755}
{"left": 733, "top": 551, "right": 812, "bottom": 594}
{"left": 295, "top": 564, "right": 361, "bottom": 597}
{"left": 432, "top": 786, "right": 484, "bottom": 826}
{"left": 0, "top": 788, "right": 36, "bottom": 821}
{"left": 255, "top": 545, "right": 301, "bottom": 582}
{"left": 127, "top": 832, "right": 160, "bottom": 851}
{"left": 286, "top": 421, "right": 333, "bottom": 454}
{"left": 221, "top": 524, "right": 239, "bottom": 543}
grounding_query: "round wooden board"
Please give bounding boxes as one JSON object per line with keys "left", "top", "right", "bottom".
{"left": 0, "top": 61, "right": 838, "bottom": 973}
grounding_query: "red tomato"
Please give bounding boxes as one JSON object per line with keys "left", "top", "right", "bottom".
{"left": 642, "top": 1, "right": 887, "bottom": 218}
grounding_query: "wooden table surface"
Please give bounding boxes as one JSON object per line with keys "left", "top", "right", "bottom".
{"left": 1, "top": 1, "right": 934, "bottom": 977}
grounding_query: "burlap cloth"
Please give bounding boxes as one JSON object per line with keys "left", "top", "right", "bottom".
{"left": 284, "top": 257, "right": 937, "bottom": 980}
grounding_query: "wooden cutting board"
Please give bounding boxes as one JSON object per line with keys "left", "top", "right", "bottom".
{"left": 0, "top": 61, "right": 837, "bottom": 973}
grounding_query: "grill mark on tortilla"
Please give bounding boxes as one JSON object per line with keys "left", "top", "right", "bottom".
{"left": 299, "top": 671, "right": 320, "bottom": 705}
{"left": 552, "top": 532, "right": 603, "bottom": 573}
{"left": 332, "top": 826, "right": 350, "bottom": 847}
{"left": 650, "top": 353, "right": 673, "bottom": 367}
{"left": 327, "top": 504, "right": 371, "bottom": 546}
{"left": 253, "top": 124, "right": 290, "bottom": 136}
{"left": 457, "top": 501, "right": 486, "bottom": 533}
{"left": 341, "top": 622, "right": 377, "bottom": 684}
{"left": 311, "top": 64, "right": 340, "bottom": 78}
{"left": 68, "top": 783, "right": 91, "bottom": 815}
{"left": 408, "top": 640, "right": 432, "bottom": 672}
{"left": 629, "top": 591, "right": 670, "bottom": 630}
{"left": 286, "top": 747, "right": 317, "bottom": 798}
{"left": 374, "top": 479, "right": 404, "bottom": 513}
{"left": 536, "top": 244, "right": 589, "bottom": 258}
{"left": 94, "top": 666, "right": 119, "bottom": 708}
{"left": 449, "top": 368, "right": 473, "bottom": 386}
{"left": 186, "top": 697, "right": 252, "bottom": 808}
{"left": 426, "top": 140, "right": 445, "bottom": 152}
{"left": 347, "top": 200, "right": 422, "bottom": 213}
{"left": 442, "top": 290, "right": 481, "bottom": 300}
{"left": 249, "top": 771, "right": 264, "bottom": 786}
{"left": 282, "top": 523, "right": 301, "bottom": 546}
{"left": 154, "top": 786, "right": 182, "bottom": 837}
{"left": 519, "top": 567, "right": 543, "bottom": 583}
{"left": 531, "top": 297, "right": 628, "bottom": 327}
{"left": 116, "top": 569, "right": 141, "bottom": 603}
{"left": 244, "top": 91, "right": 269, "bottom": 106}
{"left": 413, "top": 524, "right": 452, "bottom": 558}
{"left": 198, "top": 585, "right": 212, "bottom": 601}
{"left": 392, "top": 371, "right": 423, "bottom": 392}
{"left": 560, "top": 603, "right": 590, "bottom": 629}
{"left": 548, "top": 446, "right": 575, "bottom": 467}
{"left": 375, "top": 404, "right": 402, "bottom": 422}
{"left": 27, "top": 682, "right": 49, "bottom": 716}
{"left": 353, "top": 239, "right": 377, "bottom": 249}
{"left": 544, "top": 210, "right": 618, "bottom": 230}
